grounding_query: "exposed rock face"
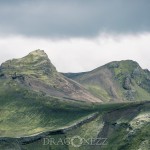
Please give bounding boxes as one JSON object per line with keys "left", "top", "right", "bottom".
{"left": 108, "top": 62, "right": 119, "bottom": 68}
{"left": 123, "top": 75, "right": 132, "bottom": 90}
{"left": 124, "top": 90, "right": 136, "bottom": 100}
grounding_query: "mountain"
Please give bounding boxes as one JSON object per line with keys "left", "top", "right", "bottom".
{"left": 63, "top": 60, "right": 150, "bottom": 102}
{"left": 0, "top": 50, "right": 149, "bottom": 150}
{"left": 0, "top": 49, "right": 100, "bottom": 102}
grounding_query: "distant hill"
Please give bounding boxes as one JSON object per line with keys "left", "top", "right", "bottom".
{"left": 63, "top": 60, "right": 150, "bottom": 102}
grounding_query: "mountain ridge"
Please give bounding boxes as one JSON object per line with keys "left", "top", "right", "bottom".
{"left": 63, "top": 59, "right": 150, "bottom": 102}
{"left": 1, "top": 50, "right": 150, "bottom": 102}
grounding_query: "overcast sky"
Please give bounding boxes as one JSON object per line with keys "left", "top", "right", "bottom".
{"left": 0, "top": 0, "right": 150, "bottom": 72}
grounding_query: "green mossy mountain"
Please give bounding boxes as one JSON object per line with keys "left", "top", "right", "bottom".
{"left": 64, "top": 60, "right": 150, "bottom": 102}
{"left": 0, "top": 50, "right": 150, "bottom": 150}
{"left": 0, "top": 50, "right": 100, "bottom": 102}
{"left": 1, "top": 50, "right": 57, "bottom": 76}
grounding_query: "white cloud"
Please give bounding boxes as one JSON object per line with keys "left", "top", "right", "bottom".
{"left": 0, "top": 33, "right": 150, "bottom": 72}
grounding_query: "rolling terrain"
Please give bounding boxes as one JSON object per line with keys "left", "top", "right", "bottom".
{"left": 0, "top": 101, "right": 149, "bottom": 150}
{"left": 0, "top": 50, "right": 149, "bottom": 150}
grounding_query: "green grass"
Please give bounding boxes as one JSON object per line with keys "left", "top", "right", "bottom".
{"left": 85, "top": 84, "right": 111, "bottom": 102}
{"left": 17, "top": 102, "right": 150, "bottom": 150}
{"left": 0, "top": 77, "right": 141, "bottom": 138}
{"left": 0, "top": 79, "right": 95, "bottom": 137}
{"left": 0, "top": 74, "right": 150, "bottom": 150}
{"left": 0, "top": 94, "right": 149, "bottom": 150}
{"left": 0, "top": 77, "right": 120, "bottom": 136}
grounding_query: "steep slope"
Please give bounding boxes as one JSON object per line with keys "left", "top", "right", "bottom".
{"left": 0, "top": 49, "right": 101, "bottom": 102}
{"left": 64, "top": 60, "right": 150, "bottom": 102}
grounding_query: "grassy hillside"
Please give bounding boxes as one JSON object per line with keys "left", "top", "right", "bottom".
{"left": 0, "top": 77, "right": 149, "bottom": 150}
{"left": 64, "top": 60, "right": 150, "bottom": 102}
{"left": 2, "top": 74, "right": 147, "bottom": 150}
{"left": 1, "top": 99, "right": 149, "bottom": 150}
{"left": 0, "top": 78, "right": 96, "bottom": 137}
{"left": 0, "top": 76, "right": 133, "bottom": 138}
{"left": 0, "top": 51, "right": 150, "bottom": 150}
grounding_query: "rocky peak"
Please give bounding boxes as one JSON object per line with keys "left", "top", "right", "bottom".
{"left": 107, "top": 60, "right": 140, "bottom": 69}
{"left": 21, "top": 49, "right": 49, "bottom": 63}
{"left": 27, "top": 49, "right": 48, "bottom": 58}
{"left": 1, "top": 49, "right": 57, "bottom": 77}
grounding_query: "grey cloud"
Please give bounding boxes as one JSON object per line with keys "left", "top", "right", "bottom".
{"left": 0, "top": 0, "right": 150, "bottom": 38}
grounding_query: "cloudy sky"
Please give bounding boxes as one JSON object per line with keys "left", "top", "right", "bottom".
{"left": 0, "top": 0, "right": 150, "bottom": 72}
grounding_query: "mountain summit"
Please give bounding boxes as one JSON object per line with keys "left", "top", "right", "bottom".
{"left": 1, "top": 49, "right": 57, "bottom": 77}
